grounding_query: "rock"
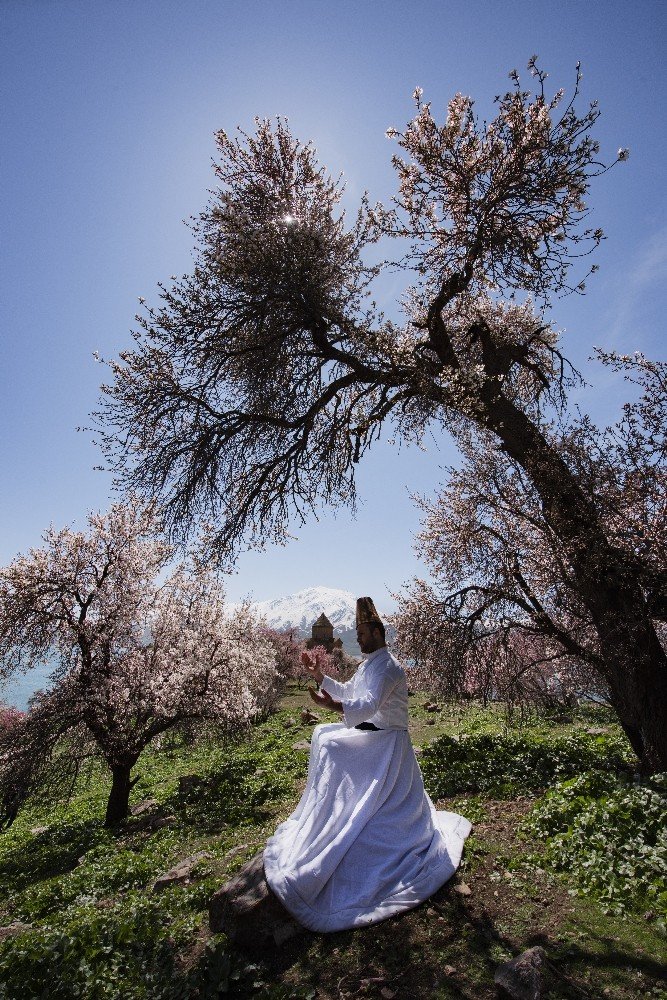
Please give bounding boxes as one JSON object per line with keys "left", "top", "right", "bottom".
{"left": 153, "top": 851, "right": 210, "bottom": 892}
{"left": 222, "top": 842, "right": 250, "bottom": 864}
{"left": 425, "top": 702, "right": 441, "bottom": 713}
{"left": 585, "top": 727, "right": 606, "bottom": 736}
{"left": 300, "top": 708, "right": 319, "bottom": 724}
{"left": 209, "top": 851, "right": 303, "bottom": 949}
{"left": 151, "top": 815, "right": 177, "bottom": 831}
{"left": 129, "top": 805, "right": 176, "bottom": 833}
{"left": 291, "top": 740, "right": 311, "bottom": 751}
{"left": 29, "top": 825, "right": 49, "bottom": 836}
{"left": 283, "top": 717, "right": 297, "bottom": 729}
{"left": 453, "top": 882, "right": 472, "bottom": 896}
{"left": 444, "top": 965, "right": 457, "bottom": 976}
{"left": 0, "top": 922, "right": 32, "bottom": 940}
{"left": 494, "top": 946, "right": 547, "bottom": 1000}
{"left": 178, "top": 774, "right": 206, "bottom": 795}
{"left": 130, "top": 798, "right": 158, "bottom": 816}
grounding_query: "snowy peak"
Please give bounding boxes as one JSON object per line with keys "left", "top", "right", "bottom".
{"left": 245, "top": 586, "right": 357, "bottom": 635}
{"left": 231, "top": 586, "right": 394, "bottom": 655}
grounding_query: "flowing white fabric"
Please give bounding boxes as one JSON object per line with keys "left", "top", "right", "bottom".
{"left": 264, "top": 721, "right": 472, "bottom": 932}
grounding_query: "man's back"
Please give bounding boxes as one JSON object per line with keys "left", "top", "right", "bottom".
{"left": 321, "top": 645, "right": 409, "bottom": 730}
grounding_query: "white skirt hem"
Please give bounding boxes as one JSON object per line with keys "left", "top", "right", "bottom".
{"left": 263, "top": 723, "right": 472, "bottom": 933}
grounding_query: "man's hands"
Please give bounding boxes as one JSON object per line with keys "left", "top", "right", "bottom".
{"left": 301, "top": 649, "right": 324, "bottom": 685}
{"left": 308, "top": 686, "right": 343, "bottom": 714}
{"left": 302, "top": 649, "right": 343, "bottom": 714}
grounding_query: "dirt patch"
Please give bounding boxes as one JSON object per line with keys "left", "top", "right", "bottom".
{"left": 234, "top": 791, "right": 666, "bottom": 1000}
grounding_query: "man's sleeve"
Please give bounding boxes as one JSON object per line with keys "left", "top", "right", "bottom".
{"left": 322, "top": 660, "right": 397, "bottom": 729}
{"left": 320, "top": 674, "right": 353, "bottom": 701}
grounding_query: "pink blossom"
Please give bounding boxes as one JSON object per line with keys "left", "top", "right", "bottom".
{"left": 0, "top": 503, "right": 282, "bottom": 826}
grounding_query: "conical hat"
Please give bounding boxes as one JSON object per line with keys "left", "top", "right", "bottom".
{"left": 356, "top": 596, "right": 383, "bottom": 627}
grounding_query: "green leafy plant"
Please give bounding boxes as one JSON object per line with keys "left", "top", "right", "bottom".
{"left": 419, "top": 730, "right": 633, "bottom": 799}
{"left": 522, "top": 771, "right": 667, "bottom": 922}
{"left": 0, "top": 891, "right": 209, "bottom": 1000}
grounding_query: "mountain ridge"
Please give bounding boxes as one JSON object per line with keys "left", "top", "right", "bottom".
{"left": 230, "top": 586, "right": 391, "bottom": 654}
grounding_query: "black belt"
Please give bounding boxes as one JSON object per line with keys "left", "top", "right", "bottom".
{"left": 355, "top": 722, "right": 382, "bottom": 731}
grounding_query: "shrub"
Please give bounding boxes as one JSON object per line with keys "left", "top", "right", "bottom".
{"left": 0, "top": 889, "right": 219, "bottom": 1000}
{"left": 419, "top": 730, "right": 633, "bottom": 799}
{"left": 522, "top": 771, "right": 667, "bottom": 922}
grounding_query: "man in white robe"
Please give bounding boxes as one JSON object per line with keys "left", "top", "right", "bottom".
{"left": 263, "top": 597, "right": 472, "bottom": 932}
{"left": 307, "top": 600, "right": 408, "bottom": 730}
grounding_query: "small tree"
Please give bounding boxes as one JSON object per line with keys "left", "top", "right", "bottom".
{"left": 0, "top": 704, "right": 23, "bottom": 733}
{"left": 260, "top": 626, "right": 304, "bottom": 686}
{"left": 95, "top": 64, "right": 666, "bottom": 771}
{"left": 0, "top": 504, "right": 280, "bottom": 826}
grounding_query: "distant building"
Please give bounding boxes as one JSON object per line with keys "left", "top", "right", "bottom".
{"left": 305, "top": 613, "right": 343, "bottom": 654}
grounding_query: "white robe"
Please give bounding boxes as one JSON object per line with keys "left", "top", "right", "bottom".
{"left": 263, "top": 649, "right": 472, "bottom": 932}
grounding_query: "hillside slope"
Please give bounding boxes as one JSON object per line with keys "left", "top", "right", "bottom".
{"left": 0, "top": 692, "right": 662, "bottom": 999}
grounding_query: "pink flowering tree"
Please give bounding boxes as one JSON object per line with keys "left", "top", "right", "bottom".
{"left": 95, "top": 64, "right": 665, "bottom": 771}
{"left": 302, "top": 645, "right": 359, "bottom": 685}
{"left": 394, "top": 583, "right": 607, "bottom": 718}
{"left": 0, "top": 504, "right": 280, "bottom": 826}
{"left": 259, "top": 626, "right": 304, "bottom": 686}
{"left": 0, "top": 705, "right": 23, "bottom": 733}
{"left": 393, "top": 351, "right": 665, "bottom": 717}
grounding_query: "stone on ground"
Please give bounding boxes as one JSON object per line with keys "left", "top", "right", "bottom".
{"left": 153, "top": 851, "right": 210, "bottom": 892}
{"left": 209, "top": 851, "right": 303, "bottom": 949}
{"left": 130, "top": 798, "right": 158, "bottom": 816}
{"left": 494, "top": 946, "right": 548, "bottom": 1000}
{"left": 178, "top": 774, "right": 207, "bottom": 795}
{"left": 0, "top": 922, "right": 32, "bottom": 940}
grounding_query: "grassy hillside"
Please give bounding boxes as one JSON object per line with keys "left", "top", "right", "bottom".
{"left": 0, "top": 686, "right": 665, "bottom": 999}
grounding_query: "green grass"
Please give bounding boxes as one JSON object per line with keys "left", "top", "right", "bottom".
{"left": 0, "top": 688, "right": 664, "bottom": 999}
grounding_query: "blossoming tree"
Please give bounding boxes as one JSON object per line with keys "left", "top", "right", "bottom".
{"left": 392, "top": 350, "right": 665, "bottom": 717}
{"left": 95, "top": 63, "right": 666, "bottom": 772}
{"left": 0, "top": 504, "right": 280, "bottom": 826}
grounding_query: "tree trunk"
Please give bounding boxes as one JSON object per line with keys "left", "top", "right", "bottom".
{"left": 600, "top": 624, "right": 667, "bottom": 774}
{"left": 105, "top": 762, "right": 136, "bottom": 827}
{"left": 486, "top": 395, "right": 667, "bottom": 773}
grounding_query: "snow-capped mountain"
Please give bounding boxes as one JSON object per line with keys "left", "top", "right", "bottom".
{"left": 232, "top": 586, "right": 392, "bottom": 654}
{"left": 239, "top": 586, "right": 357, "bottom": 635}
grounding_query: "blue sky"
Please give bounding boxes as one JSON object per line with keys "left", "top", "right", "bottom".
{"left": 2, "top": 0, "right": 666, "bottom": 620}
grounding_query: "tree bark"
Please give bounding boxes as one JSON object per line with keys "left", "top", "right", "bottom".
{"left": 105, "top": 762, "right": 137, "bottom": 827}
{"left": 485, "top": 394, "right": 667, "bottom": 773}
